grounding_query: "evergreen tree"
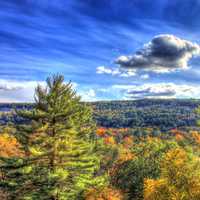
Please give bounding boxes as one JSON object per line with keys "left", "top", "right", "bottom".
{"left": 0, "top": 74, "right": 104, "bottom": 200}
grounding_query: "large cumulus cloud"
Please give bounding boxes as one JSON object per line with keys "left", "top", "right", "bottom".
{"left": 116, "top": 34, "right": 200, "bottom": 73}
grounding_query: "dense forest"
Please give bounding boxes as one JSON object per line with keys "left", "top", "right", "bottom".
{"left": 0, "top": 75, "right": 200, "bottom": 199}
{"left": 91, "top": 99, "right": 200, "bottom": 130}
{"left": 0, "top": 99, "right": 200, "bottom": 130}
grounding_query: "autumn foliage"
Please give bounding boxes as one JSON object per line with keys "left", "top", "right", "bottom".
{"left": 0, "top": 133, "right": 23, "bottom": 157}
{"left": 1, "top": 123, "right": 200, "bottom": 199}
{"left": 144, "top": 148, "right": 200, "bottom": 200}
{"left": 85, "top": 187, "right": 124, "bottom": 200}
{"left": 96, "top": 127, "right": 107, "bottom": 137}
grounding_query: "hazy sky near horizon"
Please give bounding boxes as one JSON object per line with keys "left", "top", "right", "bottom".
{"left": 1, "top": 0, "right": 200, "bottom": 102}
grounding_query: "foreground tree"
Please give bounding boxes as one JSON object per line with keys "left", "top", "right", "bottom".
{"left": 144, "top": 148, "right": 200, "bottom": 200}
{"left": 111, "top": 138, "right": 178, "bottom": 200}
{"left": 0, "top": 74, "right": 104, "bottom": 200}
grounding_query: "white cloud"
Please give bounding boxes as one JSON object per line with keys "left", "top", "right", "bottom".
{"left": 115, "top": 34, "right": 200, "bottom": 73}
{"left": 113, "top": 83, "right": 200, "bottom": 99}
{"left": 96, "top": 66, "right": 120, "bottom": 75}
{"left": 119, "top": 70, "right": 137, "bottom": 77}
{"left": 96, "top": 66, "right": 136, "bottom": 77}
{"left": 0, "top": 79, "right": 45, "bottom": 103}
{"left": 140, "top": 74, "right": 149, "bottom": 79}
{"left": 0, "top": 79, "right": 78, "bottom": 103}
{"left": 79, "top": 89, "right": 96, "bottom": 101}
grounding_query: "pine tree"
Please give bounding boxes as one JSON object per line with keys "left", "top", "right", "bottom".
{"left": 0, "top": 74, "right": 104, "bottom": 200}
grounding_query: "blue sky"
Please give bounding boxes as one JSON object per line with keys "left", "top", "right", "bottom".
{"left": 1, "top": 0, "right": 200, "bottom": 102}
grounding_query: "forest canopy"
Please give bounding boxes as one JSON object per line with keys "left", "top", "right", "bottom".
{"left": 0, "top": 75, "right": 200, "bottom": 200}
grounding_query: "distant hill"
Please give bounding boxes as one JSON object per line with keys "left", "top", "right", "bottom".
{"left": 0, "top": 99, "right": 200, "bottom": 130}
{"left": 90, "top": 99, "right": 200, "bottom": 130}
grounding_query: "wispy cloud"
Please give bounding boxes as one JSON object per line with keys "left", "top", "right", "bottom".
{"left": 96, "top": 66, "right": 120, "bottom": 75}
{"left": 96, "top": 66, "right": 136, "bottom": 77}
{"left": 140, "top": 74, "right": 149, "bottom": 80}
{"left": 113, "top": 83, "right": 200, "bottom": 99}
{"left": 79, "top": 89, "right": 96, "bottom": 101}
